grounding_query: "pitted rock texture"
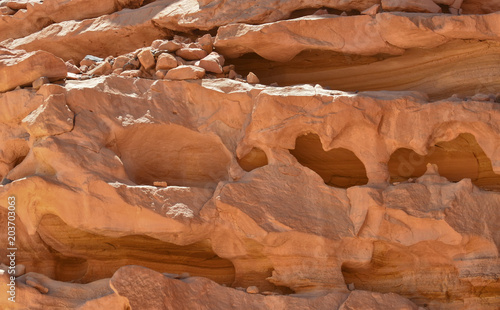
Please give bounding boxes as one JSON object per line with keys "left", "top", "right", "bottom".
{"left": 0, "top": 0, "right": 499, "bottom": 309}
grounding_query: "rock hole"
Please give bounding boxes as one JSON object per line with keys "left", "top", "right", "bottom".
{"left": 237, "top": 147, "right": 268, "bottom": 172}
{"left": 388, "top": 133, "right": 500, "bottom": 191}
{"left": 114, "top": 124, "right": 231, "bottom": 188}
{"left": 37, "top": 214, "right": 236, "bottom": 285}
{"left": 289, "top": 133, "right": 368, "bottom": 188}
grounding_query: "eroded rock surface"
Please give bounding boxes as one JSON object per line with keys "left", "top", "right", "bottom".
{"left": 0, "top": 0, "right": 499, "bottom": 309}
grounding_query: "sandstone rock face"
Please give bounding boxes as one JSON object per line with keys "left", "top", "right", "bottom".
{"left": 0, "top": 1, "right": 500, "bottom": 310}
{"left": 0, "top": 48, "right": 66, "bottom": 92}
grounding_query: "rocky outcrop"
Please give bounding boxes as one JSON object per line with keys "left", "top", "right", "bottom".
{"left": 0, "top": 0, "right": 145, "bottom": 42}
{"left": 0, "top": 0, "right": 499, "bottom": 309}
{"left": 0, "top": 48, "right": 66, "bottom": 92}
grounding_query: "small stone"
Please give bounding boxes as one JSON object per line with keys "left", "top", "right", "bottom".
{"left": 449, "top": 7, "right": 462, "bottom": 14}
{"left": 235, "top": 287, "right": 246, "bottom": 291}
{"left": 197, "top": 52, "right": 225, "bottom": 73}
{"left": 197, "top": 34, "right": 214, "bottom": 54}
{"left": 137, "top": 48, "right": 155, "bottom": 70}
{"left": 471, "top": 93, "right": 491, "bottom": 101}
{"left": 165, "top": 65, "right": 205, "bottom": 80}
{"left": 156, "top": 53, "right": 178, "bottom": 71}
{"left": 247, "top": 72, "right": 260, "bottom": 84}
{"left": 246, "top": 286, "right": 259, "bottom": 294}
{"left": 112, "top": 68, "right": 124, "bottom": 75}
{"left": 153, "top": 181, "right": 168, "bottom": 187}
{"left": 158, "top": 40, "right": 182, "bottom": 52}
{"left": 151, "top": 39, "right": 164, "bottom": 49}
{"left": 179, "top": 272, "right": 190, "bottom": 279}
{"left": 270, "top": 82, "right": 279, "bottom": 87}
{"left": 361, "top": 4, "right": 381, "bottom": 15}
{"left": 32, "top": 76, "right": 49, "bottom": 90}
{"left": 348, "top": 283, "right": 355, "bottom": 291}
{"left": 176, "top": 48, "right": 208, "bottom": 61}
{"left": 340, "top": 11, "right": 347, "bottom": 16}
{"left": 123, "top": 58, "right": 140, "bottom": 71}
{"left": 222, "top": 65, "right": 234, "bottom": 73}
{"left": 120, "top": 70, "right": 142, "bottom": 78}
{"left": 65, "top": 61, "right": 81, "bottom": 74}
{"left": 228, "top": 70, "right": 237, "bottom": 79}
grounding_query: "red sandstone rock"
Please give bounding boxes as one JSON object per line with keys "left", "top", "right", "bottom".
{"left": 176, "top": 47, "right": 208, "bottom": 60}
{"left": 156, "top": 53, "right": 178, "bottom": 71}
{"left": 197, "top": 52, "right": 224, "bottom": 73}
{"left": 158, "top": 40, "right": 183, "bottom": 52}
{"left": 0, "top": 1, "right": 500, "bottom": 310}
{"left": 246, "top": 72, "right": 259, "bottom": 84}
{"left": 0, "top": 48, "right": 66, "bottom": 92}
{"left": 88, "top": 61, "right": 112, "bottom": 76}
{"left": 165, "top": 65, "right": 205, "bottom": 80}
{"left": 137, "top": 48, "right": 155, "bottom": 70}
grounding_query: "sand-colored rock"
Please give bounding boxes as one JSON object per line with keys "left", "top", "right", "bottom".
{"left": 0, "top": 0, "right": 144, "bottom": 42}
{"left": 156, "top": 53, "right": 178, "bottom": 71}
{"left": 246, "top": 72, "right": 259, "bottom": 84}
{"left": 137, "top": 47, "right": 155, "bottom": 70}
{"left": 22, "top": 93, "right": 74, "bottom": 138}
{"left": 176, "top": 47, "right": 208, "bottom": 61}
{"left": 215, "top": 12, "right": 500, "bottom": 61}
{"left": 0, "top": 48, "right": 67, "bottom": 92}
{"left": 87, "top": 60, "right": 112, "bottom": 76}
{"left": 165, "top": 65, "right": 205, "bottom": 80}
{"left": 197, "top": 52, "right": 224, "bottom": 73}
{"left": 157, "top": 40, "right": 182, "bottom": 52}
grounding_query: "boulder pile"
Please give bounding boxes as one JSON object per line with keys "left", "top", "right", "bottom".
{"left": 69, "top": 34, "right": 259, "bottom": 83}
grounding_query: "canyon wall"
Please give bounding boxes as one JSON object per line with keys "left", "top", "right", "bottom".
{"left": 0, "top": 0, "right": 499, "bottom": 309}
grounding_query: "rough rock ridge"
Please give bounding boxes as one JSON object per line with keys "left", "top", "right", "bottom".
{"left": 0, "top": 0, "right": 499, "bottom": 309}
